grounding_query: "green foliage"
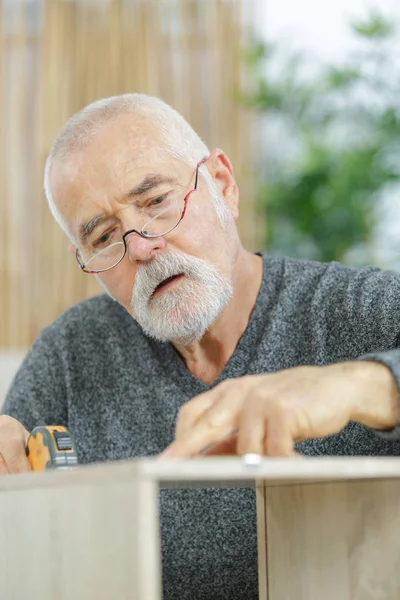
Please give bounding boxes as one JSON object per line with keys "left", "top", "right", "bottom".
{"left": 244, "top": 10, "right": 400, "bottom": 264}
{"left": 351, "top": 10, "right": 395, "bottom": 38}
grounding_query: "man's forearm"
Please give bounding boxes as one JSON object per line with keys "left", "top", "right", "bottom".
{"left": 351, "top": 358, "right": 399, "bottom": 431}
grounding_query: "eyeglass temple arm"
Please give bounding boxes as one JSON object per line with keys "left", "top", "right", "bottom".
{"left": 76, "top": 247, "right": 85, "bottom": 270}
{"left": 194, "top": 157, "right": 208, "bottom": 189}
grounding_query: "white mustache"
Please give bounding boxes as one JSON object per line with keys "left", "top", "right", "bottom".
{"left": 133, "top": 251, "right": 206, "bottom": 301}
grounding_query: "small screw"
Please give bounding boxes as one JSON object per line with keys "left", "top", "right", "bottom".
{"left": 243, "top": 453, "right": 262, "bottom": 467}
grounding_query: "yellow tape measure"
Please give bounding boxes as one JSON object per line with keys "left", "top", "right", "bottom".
{"left": 26, "top": 425, "right": 78, "bottom": 471}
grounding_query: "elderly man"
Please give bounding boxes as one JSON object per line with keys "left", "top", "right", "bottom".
{"left": 1, "top": 93, "right": 400, "bottom": 599}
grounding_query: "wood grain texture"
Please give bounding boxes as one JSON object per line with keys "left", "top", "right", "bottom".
{"left": 1, "top": 456, "right": 400, "bottom": 492}
{"left": 0, "top": 458, "right": 400, "bottom": 599}
{"left": 256, "top": 481, "right": 268, "bottom": 600}
{"left": 265, "top": 480, "right": 400, "bottom": 600}
{"left": 0, "top": 477, "right": 161, "bottom": 600}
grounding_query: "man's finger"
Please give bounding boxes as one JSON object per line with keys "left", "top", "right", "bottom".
{"left": 175, "top": 392, "right": 217, "bottom": 440}
{"left": 202, "top": 432, "right": 238, "bottom": 456}
{"left": 236, "top": 408, "right": 266, "bottom": 456}
{"left": 161, "top": 423, "right": 232, "bottom": 458}
{"left": 0, "top": 453, "right": 9, "bottom": 475}
{"left": 160, "top": 412, "right": 239, "bottom": 458}
{"left": 0, "top": 426, "right": 31, "bottom": 474}
{"left": 263, "top": 416, "right": 296, "bottom": 457}
{"left": 168, "top": 385, "right": 247, "bottom": 456}
{"left": 2, "top": 441, "right": 31, "bottom": 474}
{"left": 175, "top": 380, "right": 242, "bottom": 441}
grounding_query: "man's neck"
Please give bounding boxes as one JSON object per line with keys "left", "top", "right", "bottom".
{"left": 172, "top": 251, "right": 264, "bottom": 386}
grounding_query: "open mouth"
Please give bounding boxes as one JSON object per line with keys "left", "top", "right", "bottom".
{"left": 152, "top": 273, "right": 184, "bottom": 296}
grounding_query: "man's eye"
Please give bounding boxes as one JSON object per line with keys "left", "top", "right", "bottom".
{"left": 149, "top": 194, "right": 167, "bottom": 207}
{"left": 94, "top": 231, "right": 112, "bottom": 248}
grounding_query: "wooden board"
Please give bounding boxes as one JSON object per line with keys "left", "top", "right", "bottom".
{"left": 1, "top": 457, "right": 400, "bottom": 599}
{"left": 0, "top": 476, "right": 160, "bottom": 600}
{"left": 256, "top": 481, "right": 269, "bottom": 600}
{"left": 263, "top": 479, "right": 400, "bottom": 600}
{"left": 1, "top": 456, "right": 400, "bottom": 493}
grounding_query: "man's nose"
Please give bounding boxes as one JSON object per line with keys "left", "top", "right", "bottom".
{"left": 124, "top": 231, "right": 167, "bottom": 262}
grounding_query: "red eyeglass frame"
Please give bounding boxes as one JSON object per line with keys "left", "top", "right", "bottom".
{"left": 76, "top": 156, "right": 208, "bottom": 274}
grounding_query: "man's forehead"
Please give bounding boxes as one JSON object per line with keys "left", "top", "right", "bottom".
{"left": 51, "top": 114, "right": 186, "bottom": 224}
{"left": 63, "top": 138, "right": 168, "bottom": 177}
{"left": 54, "top": 149, "right": 181, "bottom": 203}
{"left": 54, "top": 131, "right": 181, "bottom": 194}
{"left": 51, "top": 149, "right": 184, "bottom": 238}
{"left": 54, "top": 113, "right": 173, "bottom": 182}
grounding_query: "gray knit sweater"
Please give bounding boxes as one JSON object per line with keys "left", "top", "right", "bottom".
{"left": 4, "top": 254, "right": 400, "bottom": 600}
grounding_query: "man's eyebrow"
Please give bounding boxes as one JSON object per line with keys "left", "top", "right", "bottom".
{"left": 126, "top": 173, "right": 177, "bottom": 197}
{"left": 78, "top": 174, "right": 177, "bottom": 243}
{"left": 79, "top": 214, "right": 109, "bottom": 243}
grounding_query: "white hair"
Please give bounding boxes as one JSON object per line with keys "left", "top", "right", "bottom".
{"left": 44, "top": 93, "right": 232, "bottom": 241}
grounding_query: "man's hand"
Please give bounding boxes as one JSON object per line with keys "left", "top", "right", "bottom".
{"left": 0, "top": 416, "right": 31, "bottom": 474}
{"left": 161, "top": 361, "right": 399, "bottom": 458}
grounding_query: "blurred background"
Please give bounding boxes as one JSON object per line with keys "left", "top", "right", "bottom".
{"left": 250, "top": 0, "right": 400, "bottom": 271}
{"left": 1, "top": 0, "right": 399, "bottom": 400}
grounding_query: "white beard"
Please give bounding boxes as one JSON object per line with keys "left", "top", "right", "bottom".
{"left": 131, "top": 249, "right": 233, "bottom": 344}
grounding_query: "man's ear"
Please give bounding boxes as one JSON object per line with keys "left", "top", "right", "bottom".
{"left": 208, "top": 148, "right": 239, "bottom": 220}
{"left": 68, "top": 243, "right": 77, "bottom": 255}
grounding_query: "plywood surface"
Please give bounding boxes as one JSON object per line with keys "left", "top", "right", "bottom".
{"left": 1, "top": 458, "right": 400, "bottom": 600}
{"left": 0, "top": 478, "right": 160, "bottom": 600}
{"left": 264, "top": 479, "right": 400, "bottom": 600}
{"left": 1, "top": 457, "right": 400, "bottom": 493}
{"left": 256, "top": 482, "right": 268, "bottom": 600}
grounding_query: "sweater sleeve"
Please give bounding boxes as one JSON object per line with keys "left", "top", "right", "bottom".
{"left": 358, "top": 346, "right": 400, "bottom": 441}
{"left": 350, "top": 267, "right": 400, "bottom": 440}
{"left": 1, "top": 328, "right": 68, "bottom": 433}
{"left": 310, "top": 261, "right": 400, "bottom": 441}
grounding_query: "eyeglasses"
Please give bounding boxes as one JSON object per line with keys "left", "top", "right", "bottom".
{"left": 76, "top": 157, "right": 208, "bottom": 274}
